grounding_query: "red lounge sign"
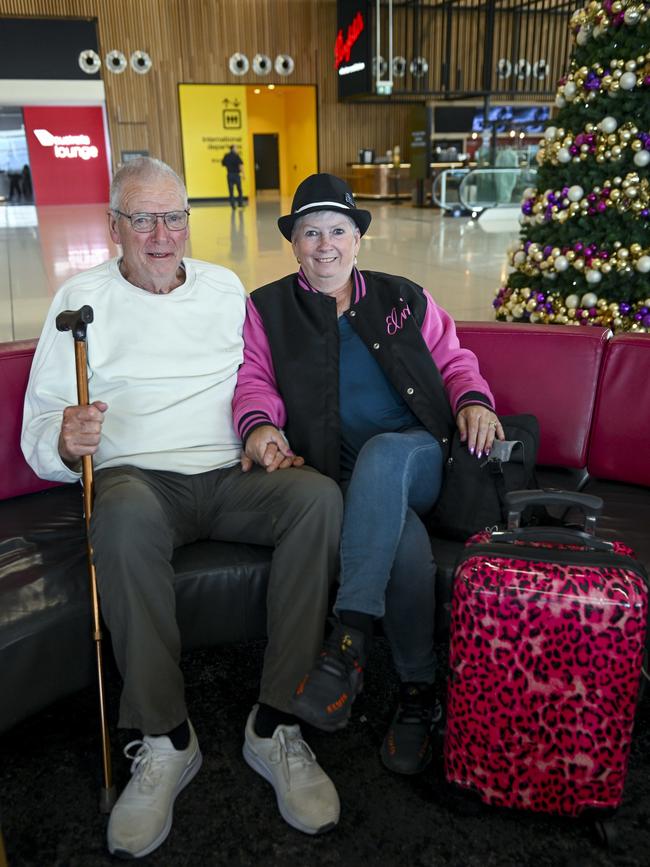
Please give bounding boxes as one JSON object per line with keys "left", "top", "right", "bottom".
{"left": 334, "top": 11, "right": 364, "bottom": 69}
{"left": 24, "top": 106, "right": 110, "bottom": 205}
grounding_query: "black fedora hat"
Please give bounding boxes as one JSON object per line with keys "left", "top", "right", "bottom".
{"left": 278, "top": 173, "right": 372, "bottom": 241}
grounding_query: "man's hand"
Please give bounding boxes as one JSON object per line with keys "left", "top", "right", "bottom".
{"left": 58, "top": 400, "right": 108, "bottom": 468}
{"left": 241, "top": 424, "right": 305, "bottom": 473}
{"left": 456, "top": 405, "right": 504, "bottom": 459}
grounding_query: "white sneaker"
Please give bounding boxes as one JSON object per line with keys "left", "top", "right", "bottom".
{"left": 107, "top": 721, "right": 202, "bottom": 858}
{"left": 243, "top": 705, "right": 340, "bottom": 835}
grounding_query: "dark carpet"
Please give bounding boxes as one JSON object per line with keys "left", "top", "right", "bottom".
{"left": 2, "top": 638, "right": 650, "bottom": 867}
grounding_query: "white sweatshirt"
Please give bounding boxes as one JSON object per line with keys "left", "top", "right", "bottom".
{"left": 21, "top": 257, "right": 247, "bottom": 483}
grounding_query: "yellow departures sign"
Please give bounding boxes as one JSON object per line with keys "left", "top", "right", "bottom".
{"left": 179, "top": 84, "right": 249, "bottom": 200}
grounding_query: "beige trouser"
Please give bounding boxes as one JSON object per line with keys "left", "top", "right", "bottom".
{"left": 90, "top": 463, "right": 342, "bottom": 733}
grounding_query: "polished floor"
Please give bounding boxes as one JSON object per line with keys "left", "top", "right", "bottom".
{"left": 0, "top": 195, "right": 520, "bottom": 342}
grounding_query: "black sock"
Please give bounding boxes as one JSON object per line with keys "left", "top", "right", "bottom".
{"left": 151, "top": 719, "right": 190, "bottom": 751}
{"left": 254, "top": 703, "right": 300, "bottom": 738}
{"left": 338, "top": 609, "right": 374, "bottom": 639}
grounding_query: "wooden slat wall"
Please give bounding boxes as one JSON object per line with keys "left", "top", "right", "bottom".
{"left": 0, "top": 0, "right": 411, "bottom": 178}
{"left": 0, "top": 0, "right": 569, "bottom": 179}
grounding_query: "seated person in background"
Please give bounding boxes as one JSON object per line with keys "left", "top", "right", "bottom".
{"left": 21, "top": 158, "right": 342, "bottom": 858}
{"left": 233, "top": 173, "right": 503, "bottom": 776}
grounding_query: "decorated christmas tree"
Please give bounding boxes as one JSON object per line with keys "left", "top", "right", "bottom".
{"left": 493, "top": 1, "right": 650, "bottom": 331}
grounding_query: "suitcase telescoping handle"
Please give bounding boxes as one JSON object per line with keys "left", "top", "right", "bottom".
{"left": 505, "top": 489, "right": 603, "bottom": 532}
{"left": 498, "top": 489, "right": 613, "bottom": 551}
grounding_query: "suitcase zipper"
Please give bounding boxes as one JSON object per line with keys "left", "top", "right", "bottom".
{"left": 461, "top": 542, "right": 649, "bottom": 586}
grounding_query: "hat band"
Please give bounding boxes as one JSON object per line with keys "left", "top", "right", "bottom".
{"left": 294, "top": 199, "right": 353, "bottom": 214}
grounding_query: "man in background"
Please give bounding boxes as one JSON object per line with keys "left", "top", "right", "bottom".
{"left": 222, "top": 144, "right": 245, "bottom": 208}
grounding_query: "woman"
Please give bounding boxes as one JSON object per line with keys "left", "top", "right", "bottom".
{"left": 233, "top": 173, "right": 503, "bottom": 775}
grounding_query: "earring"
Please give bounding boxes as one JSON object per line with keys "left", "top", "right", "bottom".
{"left": 354, "top": 256, "right": 358, "bottom": 266}
{"left": 296, "top": 257, "right": 301, "bottom": 264}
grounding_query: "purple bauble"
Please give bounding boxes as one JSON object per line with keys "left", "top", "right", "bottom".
{"left": 642, "top": 314, "right": 650, "bottom": 328}
{"left": 620, "top": 302, "right": 630, "bottom": 314}
{"left": 597, "top": 201, "right": 607, "bottom": 213}
{"left": 574, "top": 242, "right": 584, "bottom": 252}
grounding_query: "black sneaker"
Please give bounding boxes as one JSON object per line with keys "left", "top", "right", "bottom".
{"left": 380, "top": 683, "right": 441, "bottom": 775}
{"left": 291, "top": 623, "right": 367, "bottom": 732}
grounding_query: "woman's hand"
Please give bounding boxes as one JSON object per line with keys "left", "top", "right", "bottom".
{"left": 456, "top": 406, "right": 504, "bottom": 459}
{"left": 241, "top": 424, "right": 305, "bottom": 473}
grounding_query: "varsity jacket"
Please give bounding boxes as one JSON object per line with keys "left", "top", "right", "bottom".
{"left": 232, "top": 268, "right": 494, "bottom": 482}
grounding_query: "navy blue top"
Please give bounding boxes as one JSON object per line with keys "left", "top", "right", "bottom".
{"left": 339, "top": 314, "right": 419, "bottom": 479}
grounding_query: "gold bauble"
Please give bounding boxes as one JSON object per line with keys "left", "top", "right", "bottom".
{"left": 566, "top": 250, "right": 576, "bottom": 261}
{"left": 601, "top": 262, "right": 612, "bottom": 274}
{"left": 607, "top": 134, "right": 618, "bottom": 146}
{"left": 630, "top": 243, "right": 642, "bottom": 255}
{"left": 632, "top": 140, "right": 643, "bottom": 151}
{"left": 574, "top": 258, "right": 585, "bottom": 270}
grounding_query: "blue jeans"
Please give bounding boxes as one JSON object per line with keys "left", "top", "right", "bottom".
{"left": 335, "top": 429, "right": 443, "bottom": 683}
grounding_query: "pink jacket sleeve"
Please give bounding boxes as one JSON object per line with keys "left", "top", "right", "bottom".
{"left": 232, "top": 297, "right": 287, "bottom": 441}
{"left": 420, "top": 290, "right": 495, "bottom": 414}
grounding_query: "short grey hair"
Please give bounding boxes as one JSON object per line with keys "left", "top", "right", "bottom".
{"left": 110, "top": 157, "right": 188, "bottom": 212}
{"left": 290, "top": 210, "right": 358, "bottom": 242}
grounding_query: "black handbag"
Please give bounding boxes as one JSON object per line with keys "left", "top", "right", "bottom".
{"left": 428, "top": 414, "right": 540, "bottom": 541}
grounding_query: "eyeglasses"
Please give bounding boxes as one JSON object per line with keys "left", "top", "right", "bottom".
{"left": 113, "top": 209, "right": 190, "bottom": 232}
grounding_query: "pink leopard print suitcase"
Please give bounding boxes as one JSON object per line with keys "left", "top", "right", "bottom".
{"left": 444, "top": 490, "right": 648, "bottom": 817}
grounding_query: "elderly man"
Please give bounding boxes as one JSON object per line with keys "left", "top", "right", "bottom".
{"left": 21, "top": 157, "right": 342, "bottom": 858}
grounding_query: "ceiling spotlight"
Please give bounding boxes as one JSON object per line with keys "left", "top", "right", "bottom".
{"left": 130, "top": 50, "right": 152, "bottom": 74}
{"left": 496, "top": 58, "right": 512, "bottom": 79}
{"left": 253, "top": 54, "right": 272, "bottom": 75}
{"left": 274, "top": 54, "right": 294, "bottom": 76}
{"left": 106, "top": 50, "right": 127, "bottom": 74}
{"left": 533, "top": 59, "right": 549, "bottom": 79}
{"left": 514, "top": 58, "right": 531, "bottom": 79}
{"left": 229, "top": 53, "right": 250, "bottom": 76}
{"left": 372, "top": 56, "right": 388, "bottom": 78}
{"left": 410, "top": 57, "right": 428, "bottom": 77}
{"left": 392, "top": 56, "right": 407, "bottom": 78}
{"left": 78, "top": 49, "right": 101, "bottom": 75}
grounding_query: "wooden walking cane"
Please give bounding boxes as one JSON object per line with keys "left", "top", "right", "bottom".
{"left": 56, "top": 305, "right": 116, "bottom": 814}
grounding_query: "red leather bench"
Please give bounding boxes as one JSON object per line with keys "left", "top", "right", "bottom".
{"left": 1, "top": 325, "right": 649, "bottom": 734}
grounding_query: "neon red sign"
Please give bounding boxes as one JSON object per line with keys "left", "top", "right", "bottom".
{"left": 334, "top": 11, "right": 364, "bottom": 69}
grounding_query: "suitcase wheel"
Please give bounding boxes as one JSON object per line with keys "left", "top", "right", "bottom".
{"left": 594, "top": 819, "right": 620, "bottom": 852}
